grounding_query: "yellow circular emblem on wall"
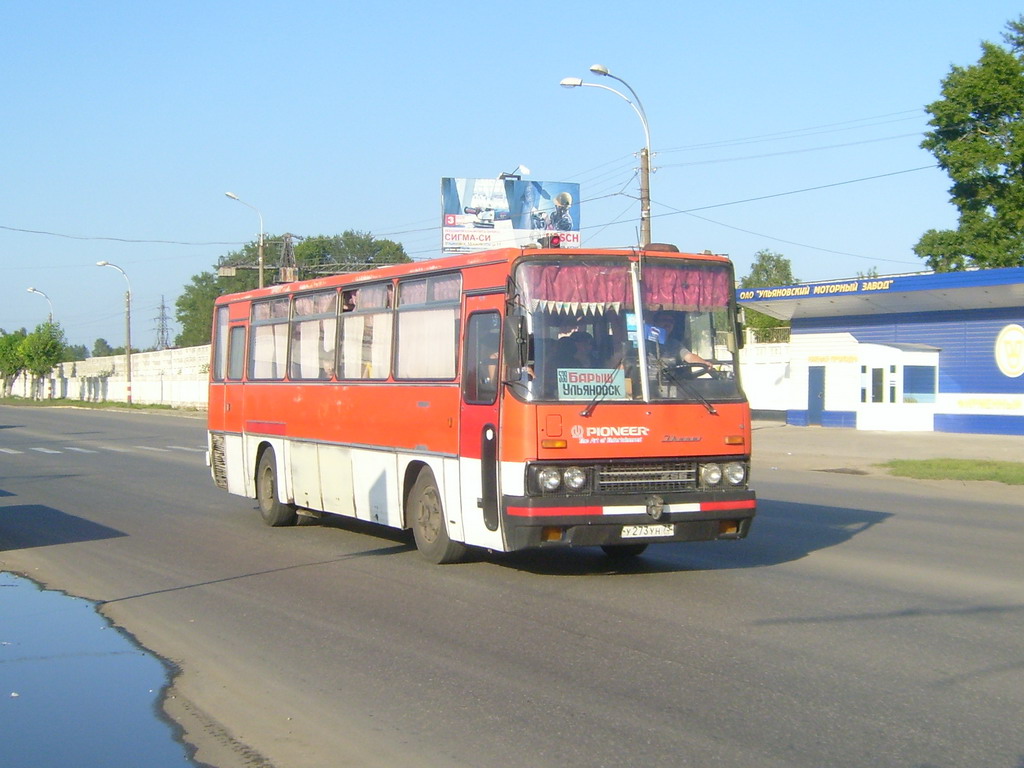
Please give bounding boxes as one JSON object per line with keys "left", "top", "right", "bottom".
{"left": 995, "top": 324, "right": 1024, "bottom": 378}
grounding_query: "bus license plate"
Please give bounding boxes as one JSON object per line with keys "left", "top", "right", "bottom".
{"left": 621, "top": 523, "right": 674, "bottom": 539}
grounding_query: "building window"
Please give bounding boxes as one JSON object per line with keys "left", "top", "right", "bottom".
{"left": 903, "top": 365, "right": 937, "bottom": 403}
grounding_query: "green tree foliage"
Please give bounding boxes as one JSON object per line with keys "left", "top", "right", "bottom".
{"left": 175, "top": 231, "right": 410, "bottom": 346}
{"left": 0, "top": 328, "right": 28, "bottom": 396}
{"left": 740, "top": 249, "right": 797, "bottom": 288}
{"left": 19, "top": 322, "right": 67, "bottom": 398}
{"left": 740, "top": 250, "right": 797, "bottom": 342}
{"left": 92, "top": 338, "right": 115, "bottom": 357}
{"left": 295, "top": 231, "right": 411, "bottom": 274}
{"left": 916, "top": 16, "right": 1024, "bottom": 270}
{"left": 63, "top": 344, "right": 89, "bottom": 362}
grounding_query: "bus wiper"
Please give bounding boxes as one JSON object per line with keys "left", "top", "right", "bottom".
{"left": 579, "top": 355, "right": 626, "bottom": 418}
{"left": 580, "top": 392, "right": 604, "bottom": 418}
{"left": 659, "top": 361, "right": 718, "bottom": 415}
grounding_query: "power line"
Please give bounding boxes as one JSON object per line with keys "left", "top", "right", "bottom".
{"left": 651, "top": 165, "right": 936, "bottom": 217}
{"left": 0, "top": 224, "right": 241, "bottom": 246}
{"left": 658, "top": 133, "right": 923, "bottom": 169}
{"left": 658, "top": 110, "right": 924, "bottom": 154}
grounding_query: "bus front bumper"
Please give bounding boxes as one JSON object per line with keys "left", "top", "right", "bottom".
{"left": 501, "top": 491, "right": 756, "bottom": 550}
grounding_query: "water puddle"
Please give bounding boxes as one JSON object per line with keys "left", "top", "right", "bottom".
{"left": 0, "top": 571, "right": 202, "bottom": 767}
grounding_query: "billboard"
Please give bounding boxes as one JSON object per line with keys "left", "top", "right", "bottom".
{"left": 441, "top": 177, "right": 581, "bottom": 253}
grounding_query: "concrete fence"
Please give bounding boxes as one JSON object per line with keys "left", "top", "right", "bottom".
{"left": 7, "top": 345, "right": 212, "bottom": 409}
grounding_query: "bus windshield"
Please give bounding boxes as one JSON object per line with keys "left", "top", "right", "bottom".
{"left": 509, "top": 256, "right": 742, "bottom": 404}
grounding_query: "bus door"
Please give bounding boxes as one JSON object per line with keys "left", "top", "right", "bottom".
{"left": 460, "top": 297, "right": 503, "bottom": 541}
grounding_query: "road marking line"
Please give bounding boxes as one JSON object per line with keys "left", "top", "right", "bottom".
{"left": 65, "top": 447, "right": 99, "bottom": 453}
{"left": 30, "top": 447, "right": 61, "bottom": 454}
{"left": 135, "top": 446, "right": 171, "bottom": 452}
{"left": 168, "top": 446, "right": 205, "bottom": 452}
{"left": 98, "top": 445, "right": 132, "bottom": 452}
{"left": 0, "top": 448, "right": 24, "bottom": 454}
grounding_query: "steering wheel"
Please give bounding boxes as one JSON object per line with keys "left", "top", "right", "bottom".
{"left": 667, "top": 362, "right": 717, "bottom": 380}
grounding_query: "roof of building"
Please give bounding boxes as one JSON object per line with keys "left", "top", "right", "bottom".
{"left": 736, "top": 266, "right": 1024, "bottom": 321}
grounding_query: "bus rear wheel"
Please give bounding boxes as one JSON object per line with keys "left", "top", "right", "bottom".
{"left": 256, "top": 448, "right": 297, "bottom": 527}
{"left": 409, "top": 469, "right": 467, "bottom": 564}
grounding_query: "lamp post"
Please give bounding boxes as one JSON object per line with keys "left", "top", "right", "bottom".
{"left": 225, "top": 192, "right": 265, "bottom": 288}
{"left": 26, "top": 287, "right": 53, "bottom": 322}
{"left": 561, "top": 65, "right": 652, "bottom": 247}
{"left": 96, "top": 261, "right": 133, "bottom": 405}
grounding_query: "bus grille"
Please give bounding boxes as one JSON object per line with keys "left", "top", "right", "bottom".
{"left": 596, "top": 462, "right": 697, "bottom": 494}
{"left": 210, "top": 433, "right": 228, "bottom": 490}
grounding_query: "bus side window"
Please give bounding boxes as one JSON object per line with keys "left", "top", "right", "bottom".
{"left": 212, "top": 306, "right": 229, "bottom": 381}
{"left": 227, "top": 326, "right": 246, "bottom": 380}
{"left": 337, "top": 284, "right": 392, "bottom": 380}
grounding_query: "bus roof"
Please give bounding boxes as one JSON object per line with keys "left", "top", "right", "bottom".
{"left": 213, "top": 245, "right": 732, "bottom": 306}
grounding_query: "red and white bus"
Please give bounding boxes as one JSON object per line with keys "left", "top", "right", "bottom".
{"left": 207, "top": 244, "right": 756, "bottom": 563}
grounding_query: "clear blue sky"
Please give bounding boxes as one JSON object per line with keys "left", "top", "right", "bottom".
{"left": 2, "top": 0, "right": 1021, "bottom": 349}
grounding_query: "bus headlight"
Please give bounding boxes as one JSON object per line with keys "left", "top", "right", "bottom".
{"left": 537, "top": 467, "right": 563, "bottom": 492}
{"left": 724, "top": 462, "right": 747, "bottom": 486}
{"left": 700, "top": 463, "right": 723, "bottom": 487}
{"left": 563, "top": 466, "right": 588, "bottom": 491}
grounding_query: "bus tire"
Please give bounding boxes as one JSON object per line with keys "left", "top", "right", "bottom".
{"left": 601, "top": 543, "right": 648, "bottom": 558}
{"left": 256, "top": 448, "right": 297, "bottom": 527}
{"left": 409, "top": 469, "right": 467, "bottom": 564}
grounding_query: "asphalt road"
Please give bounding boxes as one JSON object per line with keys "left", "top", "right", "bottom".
{"left": 1, "top": 405, "right": 1021, "bottom": 768}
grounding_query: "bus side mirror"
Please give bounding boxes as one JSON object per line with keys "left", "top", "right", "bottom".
{"left": 504, "top": 315, "right": 529, "bottom": 367}
{"left": 736, "top": 306, "right": 746, "bottom": 349}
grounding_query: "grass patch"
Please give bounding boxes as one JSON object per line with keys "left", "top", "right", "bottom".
{"left": 0, "top": 396, "right": 196, "bottom": 413}
{"left": 881, "top": 458, "right": 1024, "bottom": 485}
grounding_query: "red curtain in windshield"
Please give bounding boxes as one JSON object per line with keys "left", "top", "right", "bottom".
{"left": 521, "top": 262, "right": 730, "bottom": 311}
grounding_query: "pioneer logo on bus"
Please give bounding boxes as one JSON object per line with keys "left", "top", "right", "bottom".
{"left": 570, "top": 424, "right": 650, "bottom": 445}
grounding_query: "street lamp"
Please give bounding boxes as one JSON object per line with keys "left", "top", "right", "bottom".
{"left": 225, "top": 192, "right": 265, "bottom": 288}
{"left": 26, "top": 287, "right": 53, "bottom": 322}
{"left": 561, "top": 65, "right": 652, "bottom": 247}
{"left": 96, "top": 261, "right": 133, "bottom": 405}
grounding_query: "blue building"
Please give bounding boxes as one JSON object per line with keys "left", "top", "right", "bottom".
{"left": 738, "top": 267, "right": 1024, "bottom": 435}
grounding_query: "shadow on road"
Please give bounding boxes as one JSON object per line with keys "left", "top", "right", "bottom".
{"left": 487, "top": 497, "right": 891, "bottom": 576}
{"left": 0, "top": 502, "right": 127, "bottom": 551}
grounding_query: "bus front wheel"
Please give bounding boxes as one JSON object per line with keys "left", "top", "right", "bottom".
{"left": 409, "top": 469, "right": 467, "bottom": 564}
{"left": 256, "top": 448, "right": 297, "bottom": 527}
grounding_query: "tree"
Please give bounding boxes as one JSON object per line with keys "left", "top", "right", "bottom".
{"left": 175, "top": 269, "right": 259, "bottom": 347}
{"left": 19, "top": 321, "right": 67, "bottom": 399}
{"left": 740, "top": 250, "right": 797, "bottom": 342}
{"left": 175, "top": 231, "right": 411, "bottom": 346}
{"left": 92, "top": 338, "right": 115, "bottom": 357}
{"left": 916, "top": 16, "right": 1024, "bottom": 270}
{"left": 740, "top": 249, "right": 797, "bottom": 288}
{"left": 63, "top": 344, "right": 89, "bottom": 362}
{"left": 295, "top": 231, "right": 411, "bottom": 274}
{"left": 0, "top": 328, "right": 28, "bottom": 397}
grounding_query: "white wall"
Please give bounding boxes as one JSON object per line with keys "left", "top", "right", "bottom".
{"left": 10, "top": 345, "right": 211, "bottom": 409}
